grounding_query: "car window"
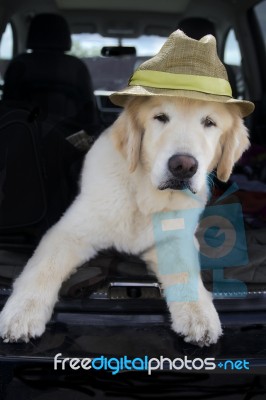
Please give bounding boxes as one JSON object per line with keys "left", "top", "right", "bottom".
{"left": 223, "top": 29, "right": 245, "bottom": 99}
{"left": 69, "top": 33, "right": 166, "bottom": 57}
{"left": 69, "top": 33, "right": 166, "bottom": 91}
{"left": 0, "top": 23, "right": 13, "bottom": 60}
{"left": 223, "top": 29, "right": 241, "bottom": 66}
{"left": 0, "top": 23, "right": 14, "bottom": 95}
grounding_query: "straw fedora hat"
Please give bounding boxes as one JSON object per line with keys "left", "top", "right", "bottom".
{"left": 110, "top": 30, "right": 254, "bottom": 117}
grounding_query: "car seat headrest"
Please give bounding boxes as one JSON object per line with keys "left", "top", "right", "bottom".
{"left": 178, "top": 17, "right": 216, "bottom": 40}
{"left": 27, "top": 13, "right": 72, "bottom": 51}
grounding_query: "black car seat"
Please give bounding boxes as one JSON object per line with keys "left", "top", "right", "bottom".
{"left": 2, "top": 13, "right": 99, "bottom": 135}
{"left": 0, "top": 100, "right": 83, "bottom": 249}
{"left": 178, "top": 17, "right": 238, "bottom": 98}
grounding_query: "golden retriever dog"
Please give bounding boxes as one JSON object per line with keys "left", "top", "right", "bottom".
{"left": 0, "top": 96, "right": 249, "bottom": 346}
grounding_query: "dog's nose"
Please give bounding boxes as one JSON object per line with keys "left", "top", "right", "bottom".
{"left": 168, "top": 154, "right": 198, "bottom": 179}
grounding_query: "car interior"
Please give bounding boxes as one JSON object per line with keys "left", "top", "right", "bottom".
{"left": 0, "top": 0, "right": 266, "bottom": 397}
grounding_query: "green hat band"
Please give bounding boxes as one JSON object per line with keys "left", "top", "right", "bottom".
{"left": 129, "top": 70, "right": 232, "bottom": 97}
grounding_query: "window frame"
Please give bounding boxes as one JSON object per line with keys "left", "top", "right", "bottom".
{"left": 249, "top": 0, "right": 266, "bottom": 91}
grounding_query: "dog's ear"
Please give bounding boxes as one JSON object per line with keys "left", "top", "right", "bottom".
{"left": 112, "top": 99, "right": 144, "bottom": 173}
{"left": 216, "top": 114, "right": 250, "bottom": 182}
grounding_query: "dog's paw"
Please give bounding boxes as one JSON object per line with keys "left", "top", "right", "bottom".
{"left": 169, "top": 301, "right": 222, "bottom": 347}
{"left": 0, "top": 297, "right": 48, "bottom": 343}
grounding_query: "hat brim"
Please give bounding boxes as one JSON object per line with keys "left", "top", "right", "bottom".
{"left": 110, "top": 85, "right": 254, "bottom": 118}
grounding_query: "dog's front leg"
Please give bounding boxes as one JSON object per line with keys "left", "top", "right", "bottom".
{"left": 166, "top": 276, "right": 223, "bottom": 347}
{"left": 0, "top": 196, "right": 100, "bottom": 343}
{"left": 143, "top": 248, "right": 222, "bottom": 347}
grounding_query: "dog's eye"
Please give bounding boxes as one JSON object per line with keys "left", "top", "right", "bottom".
{"left": 202, "top": 116, "right": 217, "bottom": 128}
{"left": 154, "top": 113, "right": 169, "bottom": 123}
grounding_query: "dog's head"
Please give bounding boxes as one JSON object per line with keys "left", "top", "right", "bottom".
{"left": 112, "top": 96, "right": 250, "bottom": 194}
